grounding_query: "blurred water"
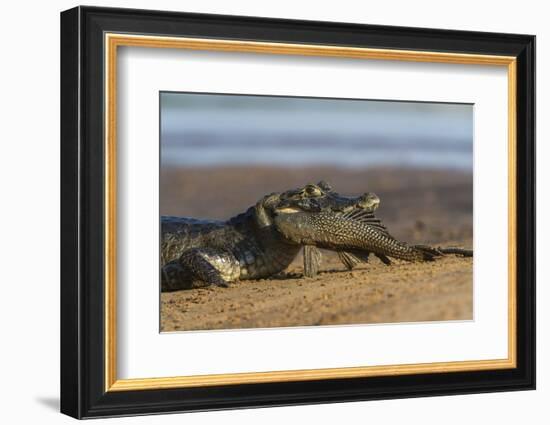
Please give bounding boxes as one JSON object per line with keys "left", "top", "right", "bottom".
{"left": 161, "top": 92, "right": 473, "bottom": 170}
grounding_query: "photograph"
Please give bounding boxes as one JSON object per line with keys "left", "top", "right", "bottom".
{"left": 159, "top": 92, "right": 474, "bottom": 331}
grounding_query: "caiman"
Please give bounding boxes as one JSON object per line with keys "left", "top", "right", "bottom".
{"left": 161, "top": 181, "right": 472, "bottom": 291}
{"left": 161, "top": 181, "right": 378, "bottom": 291}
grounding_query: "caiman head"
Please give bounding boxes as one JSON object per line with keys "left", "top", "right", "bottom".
{"left": 270, "top": 181, "right": 383, "bottom": 249}
{"left": 254, "top": 181, "right": 380, "bottom": 228}
{"left": 275, "top": 181, "right": 380, "bottom": 215}
{"left": 253, "top": 181, "right": 395, "bottom": 275}
{"left": 256, "top": 181, "right": 451, "bottom": 273}
{"left": 254, "top": 181, "right": 380, "bottom": 242}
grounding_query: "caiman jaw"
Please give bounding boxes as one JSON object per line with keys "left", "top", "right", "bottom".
{"left": 275, "top": 192, "right": 380, "bottom": 215}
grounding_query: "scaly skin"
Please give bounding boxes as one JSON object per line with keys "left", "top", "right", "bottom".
{"left": 275, "top": 209, "right": 442, "bottom": 262}
{"left": 161, "top": 208, "right": 300, "bottom": 290}
{"left": 274, "top": 190, "right": 473, "bottom": 271}
{"left": 161, "top": 184, "right": 375, "bottom": 290}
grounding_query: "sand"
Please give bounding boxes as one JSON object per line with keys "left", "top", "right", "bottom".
{"left": 160, "top": 166, "right": 473, "bottom": 331}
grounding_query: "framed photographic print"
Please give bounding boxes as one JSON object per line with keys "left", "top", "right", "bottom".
{"left": 60, "top": 6, "right": 535, "bottom": 419}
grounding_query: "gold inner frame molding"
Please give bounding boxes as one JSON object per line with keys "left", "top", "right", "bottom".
{"left": 104, "top": 33, "right": 517, "bottom": 392}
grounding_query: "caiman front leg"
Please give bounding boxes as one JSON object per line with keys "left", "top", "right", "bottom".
{"left": 161, "top": 248, "right": 240, "bottom": 291}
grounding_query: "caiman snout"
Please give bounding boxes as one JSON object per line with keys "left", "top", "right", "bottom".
{"left": 336, "top": 192, "right": 380, "bottom": 213}
{"left": 357, "top": 193, "right": 380, "bottom": 211}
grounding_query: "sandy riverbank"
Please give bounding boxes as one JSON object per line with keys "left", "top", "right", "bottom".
{"left": 160, "top": 166, "right": 473, "bottom": 331}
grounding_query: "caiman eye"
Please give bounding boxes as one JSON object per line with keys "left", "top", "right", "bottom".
{"left": 305, "top": 185, "right": 322, "bottom": 197}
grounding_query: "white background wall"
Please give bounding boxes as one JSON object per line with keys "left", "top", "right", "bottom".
{"left": 0, "top": 0, "right": 545, "bottom": 423}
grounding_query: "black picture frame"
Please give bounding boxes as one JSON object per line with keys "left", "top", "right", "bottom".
{"left": 61, "top": 5, "right": 535, "bottom": 419}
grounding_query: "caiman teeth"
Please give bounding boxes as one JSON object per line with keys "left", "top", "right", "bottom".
{"left": 276, "top": 207, "right": 302, "bottom": 214}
